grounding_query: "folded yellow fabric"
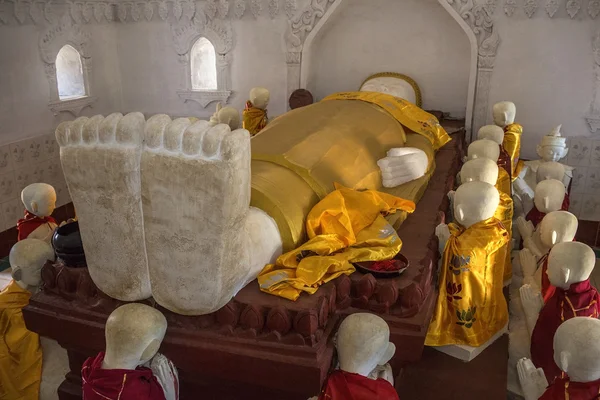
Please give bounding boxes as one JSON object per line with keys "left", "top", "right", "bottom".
{"left": 258, "top": 185, "right": 415, "bottom": 300}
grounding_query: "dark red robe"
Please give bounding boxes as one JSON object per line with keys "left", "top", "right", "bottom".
{"left": 531, "top": 280, "right": 600, "bottom": 383}
{"left": 498, "top": 145, "right": 513, "bottom": 183}
{"left": 82, "top": 352, "right": 166, "bottom": 400}
{"left": 319, "top": 370, "right": 399, "bottom": 400}
{"left": 538, "top": 254, "right": 556, "bottom": 304}
{"left": 16, "top": 211, "right": 57, "bottom": 241}
{"left": 540, "top": 376, "right": 600, "bottom": 399}
{"left": 525, "top": 194, "right": 570, "bottom": 228}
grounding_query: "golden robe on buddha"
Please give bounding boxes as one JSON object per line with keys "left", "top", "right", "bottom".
{"left": 503, "top": 123, "right": 524, "bottom": 181}
{"left": 243, "top": 101, "right": 268, "bottom": 136}
{"left": 496, "top": 192, "right": 514, "bottom": 282}
{"left": 258, "top": 185, "right": 415, "bottom": 300}
{"left": 426, "top": 218, "right": 509, "bottom": 347}
{"left": 0, "top": 280, "right": 42, "bottom": 400}
{"left": 250, "top": 92, "right": 451, "bottom": 252}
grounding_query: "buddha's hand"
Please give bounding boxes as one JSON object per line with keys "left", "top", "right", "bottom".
{"left": 517, "top": 358, "right": 548, "bottom": 400}
{"left": 151, "top": 353, "right": 179, "bottom": 400}
{"left": 519, "top": 249, "right": 537, "bottom": 278}
{"left": 378, "top": 147, "right": 428, "bottom": 188}
{"left": 517, "top": 216, "right": 534, "bottom": 239}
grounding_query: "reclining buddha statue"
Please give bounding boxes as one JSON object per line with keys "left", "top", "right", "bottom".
{"left": 55, "top": 78, "right": 450, "bottom": 316}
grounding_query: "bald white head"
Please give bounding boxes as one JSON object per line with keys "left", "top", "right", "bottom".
{"left": 21, "top": 183, "right": 57, "bottom": 217}
{"left": 477, "top": 125, "right": 505, "bottom": 145}
{"left": 533, "top": 179, "right": 566, "bottom": 213}
{"left": 454, "top": 181, "right": 500, "bottom": 228}
{"left": 536, "top": 162, "right": 566, "bottom": 184}
{"left": 250, "top": 87, "right": 270, "bottom": 109}
{"left": 336, "top": 313, "right": 395, "bottom": 377}
{"left": 554, "top": 317, "right": 600, "bottom": 382}
{"left": 493, "top": 101, "right": 516, "bottom": 128}
{"left": 538, "top": 211, "right": 578, "bottom": 249}
{"left": 9, "top": 238, "right": 55, "bottom": 289}
{"left": 460, "top": 158, "right": 499, "bottom": 186}
{"left": 547, "top": 242, "right": 595, "bottom": 290}
{"left": 467, "top": 139, "right": 500, "bottom": 162}
{"left": 104, "top": 304, "right": 168, "bottom": 370}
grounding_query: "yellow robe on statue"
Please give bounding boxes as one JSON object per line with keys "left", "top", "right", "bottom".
{"left": 0, "top": 280, "right": 42, "bottom": 400}
{"left": 496, "top": 167, "right": 511, "bottom": 198}
{"left": 426, "top": 218, "right": 509, "bottom": 347}
{"left": 503, "top": 123, "right": 524, "bottom": 181}
{"left": 258, "top": 185, "right": 415, "bottom": 301}
{"left": 496, "top": 192, "right": 514, "bottom": 282}
{"left": 243, "top": 101, "right": 268, "bottom": 136}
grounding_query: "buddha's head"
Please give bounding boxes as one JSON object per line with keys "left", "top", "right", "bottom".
{"left": 103, "top": 304, "right": 168, "bottom": 370}
{"left": 336, "top": 313, "right": 395, "bottom": 377}
{"left": 493, "top": 101, "right": 516, "bottom": 128}
{"left": 547, "top": 242, "right": 595, "bottom": 290}
{"left": 554, "top": 317, "right": 600, "bottom": 383}
{"left": 538, "top": 211, "right": 578, "bottom": 249}
{"left": 536, "top": 161, "right": 566, "bottom": 184}
{"left": 533, "top": 179, "right": 566, "bottom": 213}
{"left": 460, "top": 158, "right": 498, "bottom": 186}
{"left": 467, "top": 139, "right": 500, "bottom": 162}
{"left": 536, "top": 125, "right": 568, "bottom": 162}
{"left": 9, "top": 238, "right": 55, "bottom": 290}
{"left": 21, "top": 183, "right": 56, "bottom": 218}
{"left": 454, "top": 182, "right": 499, "bottom": 229}
{"left": 250, "top": 87, "right": 270, "bottom": 109}
{"left": 477, "top": 125, "right": 505, "bottom": 145}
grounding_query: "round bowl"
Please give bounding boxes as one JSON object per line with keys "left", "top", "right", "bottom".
{"left": 52, "top": 221, "right": 86, "bottom": 267}
{"left": 353, "top": 253, "right": 409, "bottom": 279}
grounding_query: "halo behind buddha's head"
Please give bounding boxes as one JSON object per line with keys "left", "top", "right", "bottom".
{"left": 360, "top": 72, "right": 422, "bottom": 107}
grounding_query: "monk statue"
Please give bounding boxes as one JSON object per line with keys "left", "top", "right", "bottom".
{"left": 56, "top": 91, "right": 450, "bottom": 315}
{"left": 518, "top": 317, "right": 600, "bottom": 400}
{"left": 493, "top": 101, "right": 523, "bottom": 180}
{"left": 514, "top": 125, "right": 573, "bottom": 200}
{"left": 477, "top": 125, "right": 512, "bottom": 181}
{"left": 0, "top": 239, "right": 55, "bottom": 399}
{"left": 82, "top": 303, "right": 179, "bottom": 400}
{"left": 243, "top": 87, "right": 269, "bottom": 136}
{"left": 317, "top": 313, "right": 399, "bottom": 400}
{"left": 209, "top": 102, "right": 240, "bottom": 130}
{"left": 466, "top": 139, "right": 511, "bottom": 197}
{"left": 17, "top": 183, "right": 58, "bottom": 242}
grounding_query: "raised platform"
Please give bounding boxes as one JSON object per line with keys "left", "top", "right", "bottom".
{"left": 22, "top": 125, "right": 465, "bottom": 400}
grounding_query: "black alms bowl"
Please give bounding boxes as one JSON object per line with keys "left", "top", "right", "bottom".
{"left": 52, "top": 221, "right": 86, "bottom": 267}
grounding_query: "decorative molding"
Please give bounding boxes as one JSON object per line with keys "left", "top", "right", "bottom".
{"left": 268, "top": 0, "right": 279, "bottom": 19}
{"left": 589, "top": 0, "right": 600, "bottom": 18}
{"left": 566, "top": 0, "right": 581, "bottom": 18}
{"left": 250, "top": 0, "right": 262, "bottom": 18}
{"left": 285, "top": 0, "right": 296, "bottom": 18}
{"left": 48, "top": 96, "right": 98, "bottom": 116}
{"left": 177, "top": 90, "right": 231, "bottom": 108}
{"left": 586, "top": 31, "right": 600, "bottom": 133}
{"left": 545, "top": 0, "right": 560, "bottom": 17}
{"left": 218, "top": 0, "right": 230, "bottom": 18}
{"left": 205, "top": 0, "right": 217, "bottom": 19}
{"left": 234, "top": 0, "right": 245, "bottom": 18}
{"left": 504, "top": 0, "right": 517, "bottom": 16}
{"left": 483, "top": 0, "right": 498, "bottom": 15}
{"left": 524, "top": 0, "right": 539, "bottom": 18}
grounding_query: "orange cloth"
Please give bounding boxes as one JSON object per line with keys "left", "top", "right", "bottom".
{"left": 0, "top": 280, "right": 42, "bottom": 400}
{"left": 243, "top": 101, "right": 268, "bottom": 136}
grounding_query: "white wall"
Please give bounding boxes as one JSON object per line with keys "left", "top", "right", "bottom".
{"left": 305, "top": 0, "right": 472, "bottom": 117}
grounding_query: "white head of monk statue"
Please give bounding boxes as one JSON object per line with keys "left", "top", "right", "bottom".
{"left": 467, "top": 139, "right": 500, "bottom": 162}
{"left": 102, "top": 303, "right": 168, "bottom": 371}
{"left": 537, "top": 211, "right": 578, "bottom": 250}
{"left": 9, "top": 238, "right": 55, "bottom": 291}
{"left": 554, "top": 317, "right": 600, "bottom": 383}
{"left": 453, "top": 182, "right": 500, "bottom": 229}
{"left": 21, "top": 183, "right": 56, "bottom": 217}
{"left": 336, "top": 313, "right": 396, "bottom": 377}
{"left": 460, "top": 158, "right": 499, "bottom": 186}
{"left": 533, "top": 179, "right": 566, "bottom": 213}
{"left": 546, "top": 242, "right": 595, "bottom": 290}
{"left": 493, "top": 101, "right": 516, "bottom": 128}
{"left": 477, "top": 125, "right": 505, "bottom": 145}
{"left": 250, "top": 87, "right": 270, "bottom": 110}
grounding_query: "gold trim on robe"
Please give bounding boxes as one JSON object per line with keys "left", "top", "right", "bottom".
{"left": 426, "top": 218, "right": 509, "bottom": 347}
{"left": 503, "top": 123, "right": 523, "bottom": 181}
{"left": 257, "top": 185, "right": 415, "bottom": 301}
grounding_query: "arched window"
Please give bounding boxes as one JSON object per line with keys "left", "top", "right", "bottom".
{"left": 56, "top": 45, "right": 86, "bottom": 100}
{"left": 190, "top": 37, "right": 218, "bottom": 91}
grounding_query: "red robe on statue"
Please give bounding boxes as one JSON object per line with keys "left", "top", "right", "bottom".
{"left": 498, "top": 145, "right": 513, "bottom": 184}
{"left": 318, "top": 370, "right": 400, "bottom": 400}
{"left": 538, "top": 254, "right": 556, "bottom": 304}
{"left": 82, "top": 352, "right": 166, "bottom": 400}
{"left": 540, "top": 376, "right": 600, "bottom": 399}
{"left": 531, "top": 279, "right": 600, "bottom": 384}
{"left": 16, "top": 211, "right": 57, "bottom": 241}
{"left": 525, "top": 194, "right": 570, "bottom": 228}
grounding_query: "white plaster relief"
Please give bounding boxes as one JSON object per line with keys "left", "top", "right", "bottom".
{"left": 269, "top": 0, "right": 279, "bottom": 19}
{"left": 586, "top": 31, "right": 600, "bottom": 134}
{"left": 590, "top": 0, "right": 600, "bottom": 18}
{"left": 117, "top": 2, "right": 127, "bottom": 22}
{"left": 566, "top": 0, "right": 581, "bottom": 18}
{"left": 173, "top": 0, "right": 184, "bottom": 20}
{"left": 524, "top": 0, "right": 539, "bottom": 18}
{"left": 82, "top": 2, "right": 93, "bottom": 23}
{"left": 14, "top": 0, "right": 28, "bottom": 23}
{"left": 206, "top": 0, "right": 218, "bottom": 19}
{"left": 131, "top": 2, "right": 142, "bottom": 22}
{"left": 233, "top": 0, "right": 245, "bottom": 18}
{"left": 285, "top": 0, "right": 297, "bottom": 18}
{"left": 545, "top": 0, "right": 560, "bottom": 17}
{"left": 218, "top": 0, "right": 230, "bottom": 18}
{"left": 143, "top": 2, "right": 153, "bottom": 21}
{"left": 504, "top": 0, "right": 516, "bottom": 16}
{"left": 250, "top": 0, "right": 262, "bottom": 18}
{"left": 29, "top": 1, "right": 43, "bottom": 24}
{"left": 483, "top": 0, "right": 498, "bottom": 15}
{"left": 158, "top": 0, "right": 169, "bottom": 20}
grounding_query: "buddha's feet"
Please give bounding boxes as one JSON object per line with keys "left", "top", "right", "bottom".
{"left": 141, "top": 116, "right": 252, "bottom": 315}
{"left": 56, "top": 113, "right": 151, "bottom": 301}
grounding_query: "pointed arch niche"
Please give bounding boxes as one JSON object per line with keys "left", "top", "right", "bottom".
{"left": 285, "top": 0, "right": 500, "bottom": 136}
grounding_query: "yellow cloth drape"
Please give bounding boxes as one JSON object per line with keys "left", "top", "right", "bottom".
{"left": 426, "top": 218, "right": 509, "bottom": 347}
{"left": 496, "top": 168, "right": 511, "bottom": 198}
{"left": 0, "top": 280, "right": 42, "bottom": 400}
{"left": 322, "top": 92, "right": 452, "bottom": 151}
{"left": 496, "top": 192, "right": 514, "bottom": 282}
{"left": 258, "top": 185, "right": 415, "bottom": 300}
{"left": 243, "top": 101, "right": 268, "bottom": 136}
{"left": 503, "top": 123, "right": 523, "bottom": 181}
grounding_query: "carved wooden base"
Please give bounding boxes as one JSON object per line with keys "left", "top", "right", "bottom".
{"left": 23, "top": 127, "right": 465, "bottom": 399}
